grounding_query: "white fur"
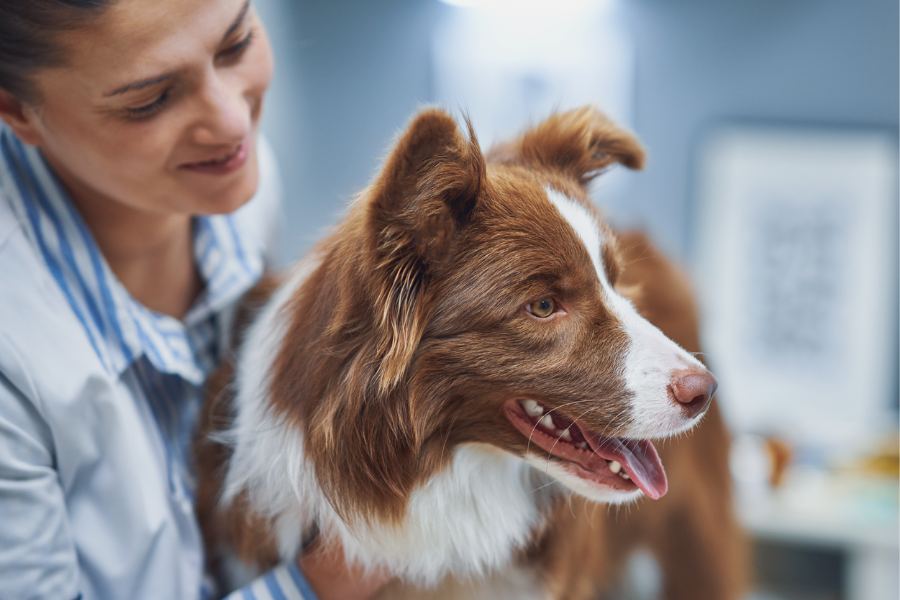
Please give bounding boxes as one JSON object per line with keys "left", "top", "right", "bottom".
{"left": 222, "top": 257, "right": 554, "bottom": 589}
{"left": 332, "top": 444, "right": 551, "bottom": 585}
{"left": 221, "top": 256, "right": 324, "bottom": 560}
{"left": 545, "top": 187, "right": 706, "bottom": 439}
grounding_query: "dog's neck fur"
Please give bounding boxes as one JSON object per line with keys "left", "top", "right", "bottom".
{"left": 221, "top": 256, "right": 558, "bottom": 586}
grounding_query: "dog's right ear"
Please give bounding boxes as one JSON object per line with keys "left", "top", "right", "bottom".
{"left": 368, "top": 108, "right": 484, "bottom": 267}
{"left": 365, "top": 108, "right": 485, "bottom": 392}
{"left": 488, "top": 106, "right": 644, "bottom": 187}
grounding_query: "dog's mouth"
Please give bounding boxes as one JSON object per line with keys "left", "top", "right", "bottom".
{"left": 502, "top": 399, "right": 668, "bottom": 499}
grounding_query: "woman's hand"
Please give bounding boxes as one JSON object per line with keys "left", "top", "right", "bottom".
{"left": 297, "top": 537, "right": 392, "bottom": 600}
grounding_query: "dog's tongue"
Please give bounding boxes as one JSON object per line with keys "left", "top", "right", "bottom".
{"left": 578, "top": 427, "right": 668, "bottom": 499}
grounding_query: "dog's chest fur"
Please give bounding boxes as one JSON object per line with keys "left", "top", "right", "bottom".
{"left": 222, "top": 257, "right": 559, "bottom": 589}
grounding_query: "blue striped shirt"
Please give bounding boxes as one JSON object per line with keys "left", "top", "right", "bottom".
{"left": 0, "top": 126, "right": 316, "bottom": 600}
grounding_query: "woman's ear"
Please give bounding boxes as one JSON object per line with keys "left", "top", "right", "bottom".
{"left": 0, "top": 89, "right": 43, "bottom": 147}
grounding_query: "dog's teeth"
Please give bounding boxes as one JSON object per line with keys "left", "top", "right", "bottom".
{"left": 576, "top": 442, "right": 587, "bottom": 450}
{"left": 608, "top": 461, "right": 622, "bottom": 474}
{"left": 539, "top": 415, "right": 555, "bottom": 430}
{"left": 560, "top": 428, "right": 572, "bottom": 442}
{"left": 522, "top": 400, "right": 544, "bottom": 417}
{"left": 620, "top": 472, "right": 630, "bottom": 480}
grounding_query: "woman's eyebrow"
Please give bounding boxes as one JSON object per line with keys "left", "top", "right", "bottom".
{"left": 222, "top": 0, "right": 251, "bottom": 43}
{"left": 103, "top": 1, "right": 250, "bottom": 98}
{"left": 104, "top": 72, "right": 178, "bottom": 97}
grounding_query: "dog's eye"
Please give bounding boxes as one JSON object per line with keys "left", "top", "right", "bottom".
{"left": 528, "top": 298, "right": 556, "bottom": 318}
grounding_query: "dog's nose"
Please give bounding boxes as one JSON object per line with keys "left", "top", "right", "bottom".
{"left": 670, "top": 370, "right": 718, "bottom": 418}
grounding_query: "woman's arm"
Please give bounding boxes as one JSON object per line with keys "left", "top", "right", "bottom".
{"left": 0, "top": 367, "right": 80, "bottom": 599}
{"left": 217, "top": 540, "right": 390, "bottom": 600}
{"left": 297, "top": 538, "right": 392, "bottom": 600}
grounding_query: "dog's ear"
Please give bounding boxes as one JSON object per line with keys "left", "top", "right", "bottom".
{"left": 487, "top": 106, "right": 644, "bottom": 186}
{"left": 368, "top": 108, "right": 484, "bottom": 265}
{"left": 366, "top": 108, "right": 485, "bottom": 392}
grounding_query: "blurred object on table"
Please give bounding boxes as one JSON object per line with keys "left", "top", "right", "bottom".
{"left": 733, "top": 431, "right": 899, "bottom": 600}
{"left": 765, "top": 437, "right": 794, "bottom": 488}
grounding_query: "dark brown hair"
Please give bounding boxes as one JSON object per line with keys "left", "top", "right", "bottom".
{"left": 0, "top": 0, "right": 112, "bottom": 102}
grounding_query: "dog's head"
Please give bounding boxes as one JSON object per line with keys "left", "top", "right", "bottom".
{"left": 271, "top": 107, "right": 716, "bottom": 526}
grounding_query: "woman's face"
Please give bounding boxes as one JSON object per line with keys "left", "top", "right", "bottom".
{"left": 20, "top": 0, "right": 274, "bottom": 216}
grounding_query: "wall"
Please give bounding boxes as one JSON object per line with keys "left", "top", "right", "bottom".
{"left": 256, "top": 0, "right": 898, "bottom": 263}
{"left": 622, "top": 0, "right": 899, "bottom": 259}
{"left": 255, "top": 0, "right": 441, "bottom": 263}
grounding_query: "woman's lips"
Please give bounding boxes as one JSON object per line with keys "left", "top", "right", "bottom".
{"left": 179, "top": 140, "right": 249, "bottom": 175}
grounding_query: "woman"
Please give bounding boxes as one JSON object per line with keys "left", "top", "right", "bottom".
{"left": 0, "top": 1, "right": 387, "bottom": 598}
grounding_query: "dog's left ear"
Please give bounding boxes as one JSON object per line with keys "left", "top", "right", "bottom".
{"left": 366, "top": 108, "right": 485, "bottom": 392}
{"left": 488, "top": 106, "right": 644, "bottom": 187}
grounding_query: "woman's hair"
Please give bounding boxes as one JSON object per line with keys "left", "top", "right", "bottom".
{"left": 0, "top": 0, "right": 113, "bottom": 102}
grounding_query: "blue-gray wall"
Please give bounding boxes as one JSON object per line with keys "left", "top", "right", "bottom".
{"left": 256, "top": 0, "right": 440, "bottom": 261}
{"left": 256, "top": 0, "right": 898, "bottom": 263}
{"left": 624, "top": 0, "right": 899, "bottom": 259}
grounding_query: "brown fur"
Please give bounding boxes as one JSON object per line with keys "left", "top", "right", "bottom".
{"left": 195, "top": 106, "right": 748, "bottom": 598}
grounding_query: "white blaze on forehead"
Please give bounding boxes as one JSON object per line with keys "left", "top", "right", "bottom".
{"left": 545, "top": 186, "right": 621, "bottom": 297}
{"left": 545, "top": 187, "right": 607, "bottom": 283}
{"left": 544, "top": 187, "right": 706, "bottom": 438}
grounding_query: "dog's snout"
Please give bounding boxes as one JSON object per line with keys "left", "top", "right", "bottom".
{"left": 670, "top": 370, "right": 717, "bottom": 419}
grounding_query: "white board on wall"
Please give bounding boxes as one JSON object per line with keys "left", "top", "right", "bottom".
{"left": 432, "top": 2, "right": 633, "bottom": 145}
{"left": 431, "top": 1, "right": 635, "bottom": 205}
{"left": 693, "top": 126, "right": 898, "bottom": 449}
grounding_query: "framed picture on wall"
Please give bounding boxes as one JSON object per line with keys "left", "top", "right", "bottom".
{"left": 692, "top": 125, "right": 898, "bottom": 450}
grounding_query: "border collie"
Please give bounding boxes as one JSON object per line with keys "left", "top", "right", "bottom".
{"left": 196, "top": 107, "right": 746, "bottom": 599}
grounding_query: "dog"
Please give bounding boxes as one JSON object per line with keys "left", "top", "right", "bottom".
{"left": 195, "top": 106, "right": 748, "bottom": 599}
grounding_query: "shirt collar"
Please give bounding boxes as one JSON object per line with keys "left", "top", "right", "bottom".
{"left": 0, "top": 127, "right": 265, "bottom": 385}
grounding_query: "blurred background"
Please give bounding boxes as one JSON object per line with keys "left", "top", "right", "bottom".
{"left": 252, "top": 0, "right": 899, "bottom": 598}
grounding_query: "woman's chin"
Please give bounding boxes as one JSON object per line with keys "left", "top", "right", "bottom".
{"left": 209, "top": 189, "right": 256, "bottom": 215}
{"left": 185, "top": 164, "right": 259, "bottom": 215}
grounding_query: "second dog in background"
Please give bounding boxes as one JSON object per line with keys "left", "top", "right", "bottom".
{"left": 196, "top": 106, "right": 748, "bottom": 599}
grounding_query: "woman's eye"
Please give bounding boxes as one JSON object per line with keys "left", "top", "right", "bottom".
{"left": 125, "top": 89, "right": 171, "bottom": 120}
{"left": 217, "top": 30, "right": 254, "bottom": 61}
{"left": 528, "top": 299, "right": 556, "bottom": 318}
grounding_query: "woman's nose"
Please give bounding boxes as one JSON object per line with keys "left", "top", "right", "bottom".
{"left": 191, "top": 75, "right": 251, "bottom": 146}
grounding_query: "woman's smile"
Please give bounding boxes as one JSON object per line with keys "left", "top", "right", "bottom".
{"left": 179, "top": 139, "right": 250, "bottom": 175}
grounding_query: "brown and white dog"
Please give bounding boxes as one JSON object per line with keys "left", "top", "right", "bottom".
{"left": 196, "top": 107, "right": 747, "bottom": 599}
